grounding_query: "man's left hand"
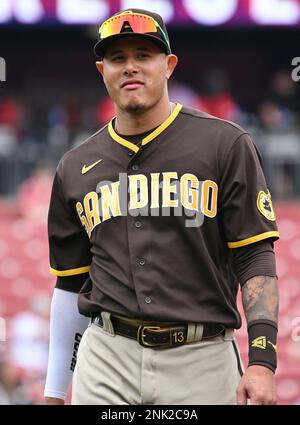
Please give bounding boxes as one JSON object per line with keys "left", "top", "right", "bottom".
{"left": 236, "top": 365, "right": 277, "bottom": 405}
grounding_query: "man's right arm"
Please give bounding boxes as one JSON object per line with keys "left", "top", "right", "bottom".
{"left": 44, "top": 288, "right": 90, "bottom": 405}
{"left": 46, "top": 165, "right": 92, "bottom": 404}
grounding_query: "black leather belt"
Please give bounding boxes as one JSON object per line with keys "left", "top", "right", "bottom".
{"left": 91, "top": 315, "right": 225, "bottom": 348}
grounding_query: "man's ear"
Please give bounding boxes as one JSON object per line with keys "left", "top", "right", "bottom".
{"left": 166, "top": 54, "right": 178, "bottom": 80}
{"left": 96, "top": 61, "right": 104, "bottom": 76}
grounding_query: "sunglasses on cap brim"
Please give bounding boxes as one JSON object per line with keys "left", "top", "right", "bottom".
{"left": 98, "top": 12, "right": 170, "bottom": 53}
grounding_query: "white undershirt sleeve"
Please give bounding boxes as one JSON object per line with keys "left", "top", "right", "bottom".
{"left": 44, "top": 288, "right": 90, "bottom": 400}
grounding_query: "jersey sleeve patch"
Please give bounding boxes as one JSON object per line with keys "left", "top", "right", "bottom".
{"left": 257, "top": 190, "right": 276, "bottom": 221}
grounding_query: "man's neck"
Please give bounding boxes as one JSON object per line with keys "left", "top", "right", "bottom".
{"left": 114, "top": 98, "right": 174, "bottom": 136}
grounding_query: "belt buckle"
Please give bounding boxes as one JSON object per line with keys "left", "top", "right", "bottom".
{"left": 137, "top": 325, "right": 165, "bottom": 348}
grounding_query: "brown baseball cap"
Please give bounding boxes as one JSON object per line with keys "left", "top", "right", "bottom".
{"left": 94, "top": 9, "right": 171, "bottom": 58}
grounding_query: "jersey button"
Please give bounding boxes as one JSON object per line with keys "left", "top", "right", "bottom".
{"left": 138, "top": 258, "right": 146, "bottom": 266}
{"left": 128, "top": 151, "right": 134, "bottom": 157}
{"left": 132, "top": 164, "right": 139, "bottom": 171}
{"left": 144, "top": 296, "right": 152, "bottom": 304}
{"left": 135, "top": 221, "right": 142, "bottom": 228}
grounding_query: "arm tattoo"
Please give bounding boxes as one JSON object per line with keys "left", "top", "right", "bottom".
{"left": 242, "top": 276, "right": 279, "bottom": 325}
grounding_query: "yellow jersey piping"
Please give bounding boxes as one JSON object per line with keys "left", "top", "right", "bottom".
{"left": 108, "top": 103, "right": 183, "bottom": 152}
{"left": 142, "top": 103, "right": 182, "bottom": 146}
{"left": 228, "top": 231, "right": 280, "bottom": 249}
{"left": 49, "top": 266, "right": 90, "bottom": 277}
{"left": 108, "top": 122, "right": 139, "bottom": 153}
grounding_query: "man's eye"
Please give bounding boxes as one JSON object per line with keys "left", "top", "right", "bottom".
{"left": 138, "top": 53, "right": 150, "bottom": 59}
{"left": 112, "top": 56, "right": 123, "bottom": 61}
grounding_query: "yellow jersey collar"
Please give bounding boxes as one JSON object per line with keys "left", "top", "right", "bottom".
{"left": 108, "top": 103, "right": 182, "bottom": 153}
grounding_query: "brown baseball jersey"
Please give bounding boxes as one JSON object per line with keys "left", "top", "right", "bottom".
{"left": 48, "top": 103, "right": 279, "bottom": 328}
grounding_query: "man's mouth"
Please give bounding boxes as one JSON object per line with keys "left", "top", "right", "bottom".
{"left": 121, "top": 79, "right": 144, "bottom": 90}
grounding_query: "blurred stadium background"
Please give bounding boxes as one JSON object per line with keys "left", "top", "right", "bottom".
{"left": 0, "top": 0, "right": 300, "bottom": 405}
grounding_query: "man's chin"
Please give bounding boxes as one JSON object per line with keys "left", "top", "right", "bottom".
{"left": 123, "top": 102, "right": 147, "bottom": 113}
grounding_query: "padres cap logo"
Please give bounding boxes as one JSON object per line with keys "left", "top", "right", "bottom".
{"left": 257, "top": 190, "right": 276, "bottom": 221}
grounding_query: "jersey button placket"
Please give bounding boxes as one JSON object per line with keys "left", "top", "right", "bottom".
{"left": 125, "top": 153, "right": 153, "bottom": 314}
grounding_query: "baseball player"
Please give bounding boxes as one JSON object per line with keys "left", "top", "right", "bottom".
{"left": 44, "top": 9, "right": 280, "bottom": 405}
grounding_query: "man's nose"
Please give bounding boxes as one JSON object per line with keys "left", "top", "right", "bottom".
{"left": 123, "top": 58, "right": 139, "bottom": 75}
